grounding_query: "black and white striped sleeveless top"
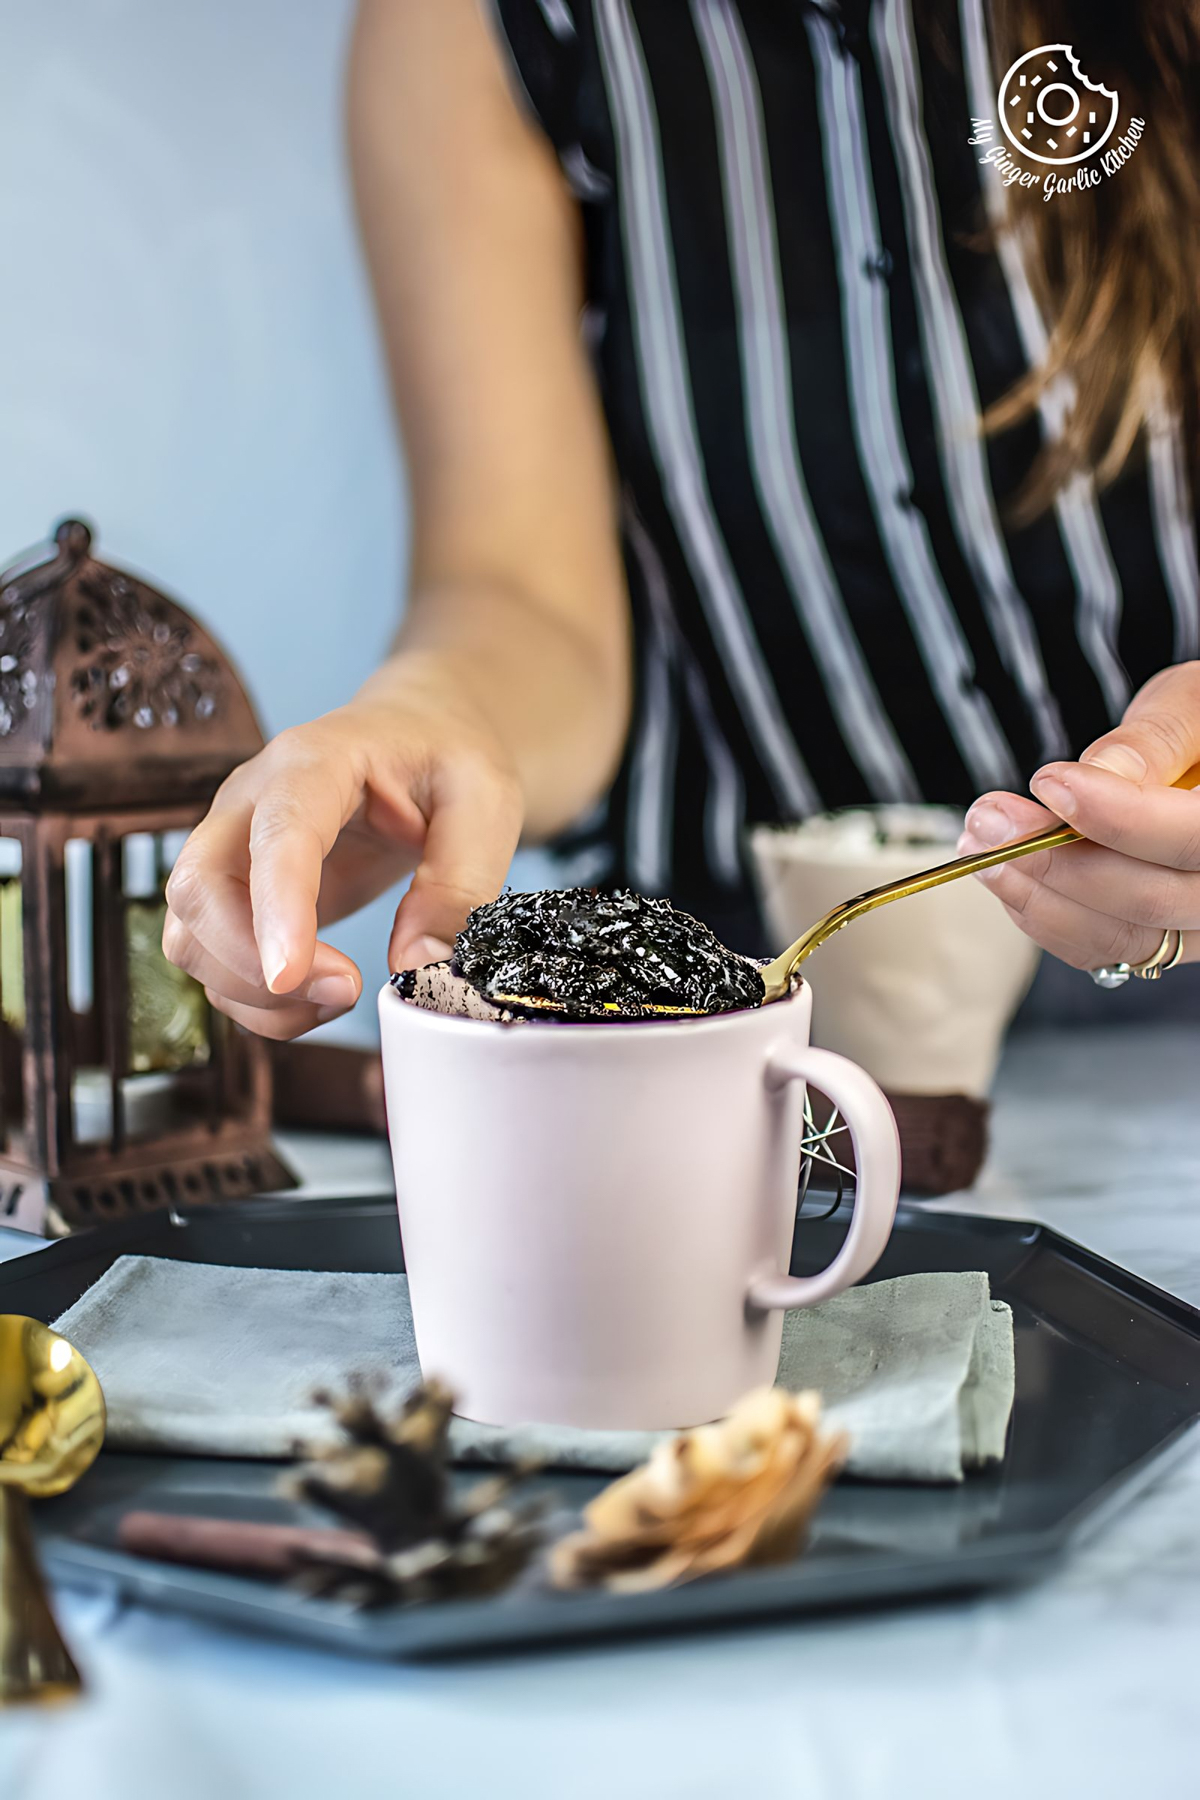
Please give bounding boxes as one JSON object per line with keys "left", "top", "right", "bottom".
{"left": 489, "top": 0, "right": 1200, "bottom": 951}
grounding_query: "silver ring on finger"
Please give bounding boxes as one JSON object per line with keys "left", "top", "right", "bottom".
{"left": 1088, "top": 961, "right": 1131, "bottom": 989}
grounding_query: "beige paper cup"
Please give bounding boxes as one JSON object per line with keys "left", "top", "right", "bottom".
{"left": 749, "top": 808, "right": 1040, "bottom": 1099}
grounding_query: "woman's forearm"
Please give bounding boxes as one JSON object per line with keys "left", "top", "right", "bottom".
{"left": 348, "top": 0, "right": 634, "bottom": 847}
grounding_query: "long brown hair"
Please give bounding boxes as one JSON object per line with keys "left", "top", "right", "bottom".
{"left": 975, "top": 2, "right": 1200, "bottom": 519}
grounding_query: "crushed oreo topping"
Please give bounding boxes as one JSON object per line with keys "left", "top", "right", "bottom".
{"left": 451, "top": 888, "right": 765, "bottom": 1021}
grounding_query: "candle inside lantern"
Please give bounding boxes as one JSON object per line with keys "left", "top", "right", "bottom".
{"left": 0, "top": 837, "right": 23, "bottom": 1033}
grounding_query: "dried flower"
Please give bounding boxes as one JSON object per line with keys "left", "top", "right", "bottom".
{"left": 551, "top": 1388, "right": 847, "bottom": 1594}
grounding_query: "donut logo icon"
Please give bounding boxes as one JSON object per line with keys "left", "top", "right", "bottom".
{"left": 998, "top": 44, "right": 1119, "bottom": 167}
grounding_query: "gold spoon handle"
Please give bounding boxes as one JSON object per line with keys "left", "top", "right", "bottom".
{"left": 763, "top": 759, "right": 1200, "bottom": 997}
{"left": 486, "top": 764, "right": 1200, "bottom": 1016}
{"left": 761, "top": 819, "right": 1079, "bottom": 997}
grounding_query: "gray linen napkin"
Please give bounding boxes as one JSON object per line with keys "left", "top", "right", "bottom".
{"left": 54, "top": 1257, "right": 1014, "bottom": 1483}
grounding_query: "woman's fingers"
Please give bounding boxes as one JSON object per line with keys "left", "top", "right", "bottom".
{"left": 1076, "top": 660, "right": 1200, "bottom": 788}
{"left": 960, "top": 789, "right": 1059, "bottom": 851}
{"left": 960, "top": 808, "right": 1200, "bottom": 931}
{"left": 163, "top": 743, "right": 364, "bottom": 1036}
{"left": 962, "top": 661, "right": 1200, "bottom": 971}
{"left": 1028, "top": 761, "right": 1200, "bottom": 869}
{"left": 167, "top": 709, "right": 526, "bottom": 1016}
{"left": 163, "top": 916, "right": 361, "bottom": 1018}
{"left": 203, "top": 989, "right": 347, "bottom": 1042}
{"left": 1024, "top": 661, "right": 1200, "bottom": 868}
{"left": 246, "top": 732, "right": 361, "bottom": 994}
{"left": 969, "top": 860, "right": 1166, "bottom": 972}
{"left": 164, "top": 805, "right": 267, "bottom": 990}
{"left": 388, "top": 753, "right": 524, "bottom": 970}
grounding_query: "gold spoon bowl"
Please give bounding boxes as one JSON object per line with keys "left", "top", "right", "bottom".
{"left": 1, "top": 1315, "right": 106, "bottom": 1706}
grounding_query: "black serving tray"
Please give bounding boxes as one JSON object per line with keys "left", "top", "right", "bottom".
{"left": 3, "top": 1194, "right": 1199, "bottom": 1660}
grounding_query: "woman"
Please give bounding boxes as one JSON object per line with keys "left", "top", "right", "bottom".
{"left": 163, "top": 0, "right": 1200, "bottom": 1037}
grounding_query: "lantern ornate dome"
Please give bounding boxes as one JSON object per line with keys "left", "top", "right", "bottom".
{"left": 0, "top": 520, "right": 264, "bottom": 807}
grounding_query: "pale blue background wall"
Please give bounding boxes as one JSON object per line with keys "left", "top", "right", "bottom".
{"left": 0, "top": 0, "right": 494, "bottom": 1044}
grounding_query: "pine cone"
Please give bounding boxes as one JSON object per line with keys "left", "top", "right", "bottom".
{"left": 284, "top": 1380, "right": 548, "bottom": 1607}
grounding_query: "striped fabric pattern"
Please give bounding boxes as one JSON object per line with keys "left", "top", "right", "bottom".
{"left": 490, "top": 0, "right": 1199, "bottom": 947}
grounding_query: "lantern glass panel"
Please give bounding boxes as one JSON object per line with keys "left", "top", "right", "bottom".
{"left": 0, "top": 838, "right": 24, "bottom": 1030}
{"left": 0, "top": 836, "right": 26, "bottom": 1154}
{"left": 123, "top": 832, "right": 210, "bottom": 1077}
{"left": 65, "top": 837, "right": 94, "bottom": 1016}
{"left": 65, "top": 830, "right": 216, "bottom": 1147}
{"left": 65, "top": 836, "right": 107, "bottom": 1144}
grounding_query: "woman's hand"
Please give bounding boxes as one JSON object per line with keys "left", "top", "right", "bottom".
{"left": 162, "top": 670, "right": 523, "bottom": 1040}
{"left": 958, "top": 662, "right": 1200, "bottom": 973}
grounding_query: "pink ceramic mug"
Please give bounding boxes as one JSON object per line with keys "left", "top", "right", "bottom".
{"left": 378, "top": 977, "right": 900, "bottom": 1431}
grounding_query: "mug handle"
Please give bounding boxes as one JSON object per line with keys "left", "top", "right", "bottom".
{"left": 746, "top": 1046, "right": 901, "bottom": 1313}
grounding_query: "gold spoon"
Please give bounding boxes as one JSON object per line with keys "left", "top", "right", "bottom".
{"left": 0, "top": 1315, "right": 106, "bottom": 1706}
{"left": 492, "top": 763, "right": 1200, "bottom": 1017}
{"left": 489, "top": 818, "right": 1075, "bottom": 1016}
{"left": 759, "top": 760, "right": 1200, "bottom": 1002}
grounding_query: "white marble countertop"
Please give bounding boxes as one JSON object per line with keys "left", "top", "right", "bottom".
{"left": 2, "top": 1023, "right": 1199, "bottom": 1800}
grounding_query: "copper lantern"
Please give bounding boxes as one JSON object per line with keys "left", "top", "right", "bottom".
{"left": 0, "top": 519, "right": 295, "bottom": 1234}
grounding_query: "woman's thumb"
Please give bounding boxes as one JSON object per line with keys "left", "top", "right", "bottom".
{"left": 1080, "top": 662, "right": 1200, "bottom": 787}
{"left": 387, "top": 761, "right": 523, "bottom": 971}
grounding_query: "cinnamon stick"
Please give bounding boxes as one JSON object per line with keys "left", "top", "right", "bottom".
{"left": 116, "top": 1511, "right": 377, "bottom": 1579}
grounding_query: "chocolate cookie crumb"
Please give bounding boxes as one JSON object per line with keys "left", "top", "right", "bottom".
{"left": 453, "top": 889, "right": 764, "bottom": 1021}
